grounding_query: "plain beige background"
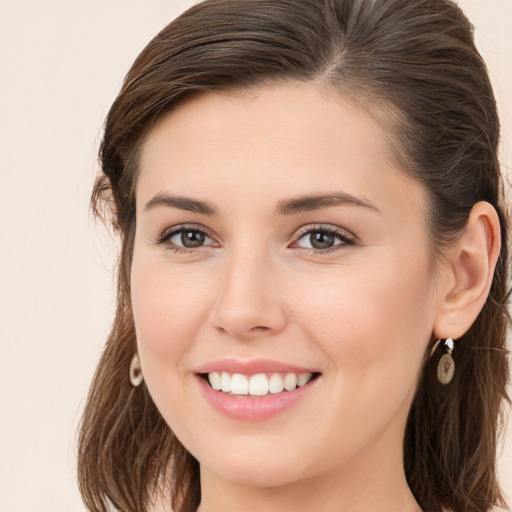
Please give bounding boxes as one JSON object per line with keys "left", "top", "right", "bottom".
{"left": 0, "top": 1, "right": 510, "bottom": 511}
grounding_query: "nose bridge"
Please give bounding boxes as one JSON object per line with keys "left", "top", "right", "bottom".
{"left": 212, "top": 241, "right": 286, "bottom": 339}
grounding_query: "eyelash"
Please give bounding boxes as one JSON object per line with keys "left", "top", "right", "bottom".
{"left": 154, "top": 224, "right": 217, "bottom": 254}
{"left": 154, "top": 223, "right": 356, "bottom": 255}
{"left": 292, "top": 224, "right": 356, "bottom": 254}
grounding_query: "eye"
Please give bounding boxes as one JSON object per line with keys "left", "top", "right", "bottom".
{"left": 293, "top": 225, "right": 355, "bottom": 252}
{"left": 171, "top": 229, "right": 208, "bottom": 248}
{"left": 155, "top": 225, "right": 217, "bottom": 252}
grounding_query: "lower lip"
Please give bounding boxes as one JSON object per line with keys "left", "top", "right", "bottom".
{"left": 197, "top": 375, "right": 319, "bottom": 421}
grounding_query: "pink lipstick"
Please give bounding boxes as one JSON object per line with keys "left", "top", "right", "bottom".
{"left": 195, "top": 358, "right": 320, "bottom": 421}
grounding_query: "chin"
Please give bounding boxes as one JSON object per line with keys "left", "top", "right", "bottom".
{"left": 194, "top": 436, "right": 313, "bottom": 488}
{"left": 204, "top": 459, "right": 305, "bottom": 488}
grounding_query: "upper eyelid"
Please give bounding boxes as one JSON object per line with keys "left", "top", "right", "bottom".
{"left": 291, "top": 224, "right": 356, "bottom": 242}
{"left": 154, "top": 223, "right": 218, "bottom": 245}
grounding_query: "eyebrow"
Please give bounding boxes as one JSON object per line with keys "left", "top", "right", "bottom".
{"left": 143, "top": 191, "right": 380, "bottom": 217}
{"left": 144, "top": 193, "right": 217, "bottom": 215}
{"left": 274, "top": 192, "right": 381, "bottom": 216}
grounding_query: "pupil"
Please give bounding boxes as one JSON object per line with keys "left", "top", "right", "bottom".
{"left": 310, "top": 231, "right": 334, "bottom": 249}
{"left": 181, "top": 231, "right": 205, "bottom": 248}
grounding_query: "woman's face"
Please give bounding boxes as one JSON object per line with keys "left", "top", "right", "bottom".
{"left": 131, "top": 83, "right": 444, "bottom": 489}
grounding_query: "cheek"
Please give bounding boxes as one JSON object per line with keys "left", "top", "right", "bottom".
{"left": 290, "top": 262, "right": 433, "bottom": 456}
{"left": 130, "top": 260, "right": 214, "bottom": 395}
{"left": 290, "top": 255, "right": 433, "bottom": 389}
{"left": 132, "top": 259, "right": 210, "bottom": 337}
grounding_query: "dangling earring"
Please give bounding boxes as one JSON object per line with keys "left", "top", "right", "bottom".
{"left": 430, "top": 338, "right": 455, "bottom": 385}
{"left": 129, "top": 353, "right": 144, "bottom": 387}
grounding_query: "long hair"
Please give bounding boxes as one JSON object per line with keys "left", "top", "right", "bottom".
{"left": 77, "top": 1, "right": 511, "bottom": 511}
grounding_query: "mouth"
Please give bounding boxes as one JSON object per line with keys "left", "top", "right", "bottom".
{"left": 199, "top": 371, "right": 321, "bottom": 397}
{"left": 195, "top": 360, "right": 322, "bottom": 420}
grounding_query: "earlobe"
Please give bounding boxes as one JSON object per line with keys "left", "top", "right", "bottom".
{"left": 434, "top": 201, "right": 501, "bottom": 340}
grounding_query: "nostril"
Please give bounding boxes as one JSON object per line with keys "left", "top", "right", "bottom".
{"left": 249, "top": 326, "right": 271, "bottom": 333}
{"left": 214, "top": 323, "right": 274, "bottom": 341}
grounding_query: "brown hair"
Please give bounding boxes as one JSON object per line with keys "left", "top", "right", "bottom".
{"left": 77, "top": 1, "right": 511, "bottom": 511}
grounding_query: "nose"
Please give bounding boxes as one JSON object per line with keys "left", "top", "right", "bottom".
{"left": 211, "top": 248, "right": 287, "bottom": 341}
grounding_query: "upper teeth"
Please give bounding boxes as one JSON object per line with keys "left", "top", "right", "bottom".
{"left": 207, "top": 371, "right": 314, "bottom": 396}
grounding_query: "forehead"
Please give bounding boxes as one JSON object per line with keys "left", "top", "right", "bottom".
{"left": 137, "top": 82, "right": 424, "bottom": 220}
{"left": 142, "top": 83, "right": 393, "bottom": 157}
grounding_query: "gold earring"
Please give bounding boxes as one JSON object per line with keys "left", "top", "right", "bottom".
{"left": 129, "top": 353, "right": 144, "bottom": 387}
{"left": 432, "top": 338, "right": 455, "bottom": 385}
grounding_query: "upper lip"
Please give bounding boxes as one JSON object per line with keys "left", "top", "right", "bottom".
{"left": 195, "top": 358, "right": 319, "bottom": 375}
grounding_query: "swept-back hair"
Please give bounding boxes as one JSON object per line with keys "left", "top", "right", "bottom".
{"left": 78, "top": 1, "right": 510, "bottom": 511}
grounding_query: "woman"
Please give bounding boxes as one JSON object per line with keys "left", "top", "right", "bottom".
{"left": 77, "top": 1, "right": 511, "bottom": 511}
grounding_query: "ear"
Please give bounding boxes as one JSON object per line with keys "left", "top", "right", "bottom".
{"left": 434, "top": 201, "right": 501, "bottom": 340}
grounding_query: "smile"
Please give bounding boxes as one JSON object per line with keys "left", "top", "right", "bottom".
{"left": 206, "top": 371, "right": 315, "bottom": 396}
{"left": 196, "top": 361, "right": 321, "bottom": 421}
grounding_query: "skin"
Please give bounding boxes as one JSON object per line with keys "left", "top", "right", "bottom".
{"left": 130, "top": 83, "right": 500, "bottom": 512}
